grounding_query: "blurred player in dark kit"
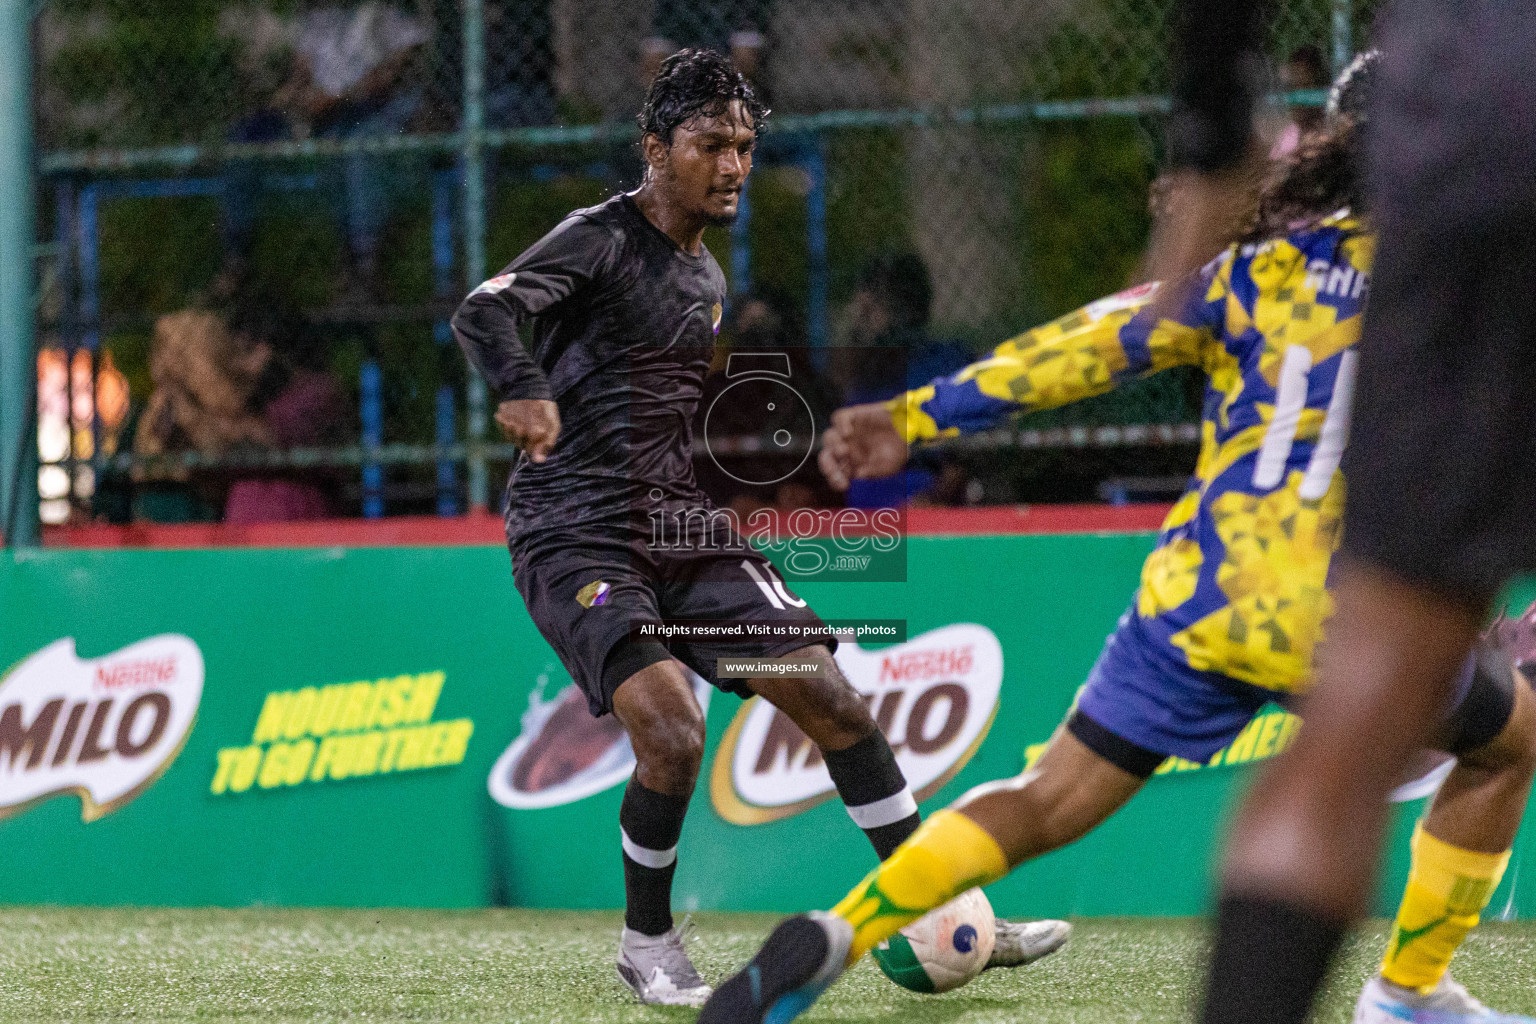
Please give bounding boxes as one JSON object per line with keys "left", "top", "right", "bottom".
{"left": 451, "top": 49, "right": 1066, "bottom": 1006}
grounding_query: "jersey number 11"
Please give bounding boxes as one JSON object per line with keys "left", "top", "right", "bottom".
{"left": 1252, "top": 345, "right": 1360, "bottom": 500}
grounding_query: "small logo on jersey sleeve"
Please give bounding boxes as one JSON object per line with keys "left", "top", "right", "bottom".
{"left": 1083, "top": 281, "right": 1157, "bottom": 320}
{"left": 576, "top": 581, "right": 611, "bottom": 608}
{"left": 470, "top": 272, "right": 517, "bottom": 298}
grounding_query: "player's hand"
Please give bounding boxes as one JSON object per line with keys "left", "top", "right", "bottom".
{"left": 819, "top": 402, "right": 908, "bottom": 491}
{"left": 1144, "top": 152, "right": 1265, "bottom": 319}
{"left": 495, "top": 399, "right": 561, "bottom": 463}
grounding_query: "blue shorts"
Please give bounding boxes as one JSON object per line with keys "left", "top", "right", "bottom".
{"left": 1075, "top": 606, "right": 1482, "bottom": 766}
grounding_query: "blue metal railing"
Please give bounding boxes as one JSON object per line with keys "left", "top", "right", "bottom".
{"left": 53, "top": 141, "right": 859, "bottom": 518}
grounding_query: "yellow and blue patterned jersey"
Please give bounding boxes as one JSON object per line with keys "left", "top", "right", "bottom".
{"left": 894, "top": 212, "right": 1373, "bottom": 694}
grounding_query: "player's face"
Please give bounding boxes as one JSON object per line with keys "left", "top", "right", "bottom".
{"left": 664, "top": 101, "right": 756, "bottom": 226}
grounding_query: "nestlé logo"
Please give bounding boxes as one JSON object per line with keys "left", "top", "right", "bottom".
{"left": 0, "top": 636, "right": 203, "bottom": 822}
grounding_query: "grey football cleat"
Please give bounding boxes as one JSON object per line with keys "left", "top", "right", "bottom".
{"left": 1353, "top": 972, "right": 1536, "bottom": 1024}
{"left": 985, "top": 918, "right": 1072, "bottom": 970}
{"left": 616, "top": 917, "right": 713, "bottom": 1007}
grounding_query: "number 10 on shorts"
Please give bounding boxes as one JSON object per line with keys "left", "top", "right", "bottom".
{"left": 741, "top": 560, "right": 807, "bottom": 611}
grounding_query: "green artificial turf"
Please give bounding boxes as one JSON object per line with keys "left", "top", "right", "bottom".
{"left": 0, "top": 909, "right": 1531, "bottom": 1023}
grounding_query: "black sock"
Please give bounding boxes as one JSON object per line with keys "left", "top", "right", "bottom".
{"left": 1201, "top": 894, "right": 1348, "bottom": 1024}
{"left": 620, "top": 779, "right": 690, "bottom": 936}
{"left": 822, "top": 730, "right": 920, "bottom": 860}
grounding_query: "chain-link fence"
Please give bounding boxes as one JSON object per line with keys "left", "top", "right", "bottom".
{"left": 28, "top": 0, "right": 1380, "bottom": 526}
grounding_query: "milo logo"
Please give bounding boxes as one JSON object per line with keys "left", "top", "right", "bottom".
{"left": 711, "top": 623, "right": 1003, "bottom": 825}
{"left": 0, "top": 636, "right": 203, "bottom": 822}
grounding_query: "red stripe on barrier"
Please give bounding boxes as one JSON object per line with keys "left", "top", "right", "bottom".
{"left": 899, "top": 504, "right": 1170, "bottom": 536}
{"left": 39, "top": 503, "right": 1172, "bottom": 550}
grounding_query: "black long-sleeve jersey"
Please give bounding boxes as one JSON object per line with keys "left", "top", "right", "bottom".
{"left": 451, "top": 193, "right": 728, "bottom": 539}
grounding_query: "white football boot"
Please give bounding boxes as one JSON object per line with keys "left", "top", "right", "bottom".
{"left": 616, "top": 916, "right": 713, "bottom": 1007}
{"left": 1354, "top": 972, "right": 1536, "bottom": 1024}
{"left": 985, "top": 918, "right": 1072, "bottom": 970}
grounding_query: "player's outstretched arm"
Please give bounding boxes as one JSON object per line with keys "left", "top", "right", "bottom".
{"left": 1145, "top": 158, "right": 1265, "bottom": 320}
{"left": 1146, "top": 0, "right": 1266, "bottom": 305}
{"left": 819, "top": 273, "right": 1223, "bottom": 491}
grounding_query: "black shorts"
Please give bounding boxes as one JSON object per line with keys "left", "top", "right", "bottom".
{"left": 510, "top": 525, "right": 833, "bottom": 716}
{"left": 1343, "top": 0, "right": 1536, "bottom": 605}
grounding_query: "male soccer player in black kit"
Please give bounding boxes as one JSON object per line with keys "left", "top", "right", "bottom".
{"left": 1146, "top": 5, "right": 1536, "bottom": 1024}
{"left": 452, "top": 49, "right": 1065, "bottom": 1006}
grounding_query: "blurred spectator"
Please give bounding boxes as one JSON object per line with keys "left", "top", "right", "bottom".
{"left": 131, "top": 305, "right": 347, "bottom": 524}
{"left": 214, "top": 2, "right": 299, "bottom": 294}
{"left": 222, "top": 297, "right": 348, "bottom": 524}
{"left": 835, "top": 250, "right": 972, "bottom": 396}
{"left": 217, "top": 49, "right": 303, "bottom": 298}
{"left": 134, "top": 311, "right": 272, "bottom": 462}
{"left": 833, "top": 251, "right": 973, "bottom": 509}
{"left": 414, "top": 0, "right": 554, "bottom": 128}
{"left": 300, "top": 3, "right": 429, "bottom": 303}
{"left": 485, "top": 0, "right": 556, "bottom": 127}
{"left": 643, "top": 1, "right": 769, "bottom": 86}
{"left": 218, "top": 3, "right": 430, "bottom": 303}
{"left": 132, "top": 310, "right": 273, "bottom": 522}
{"left": 1271, "top": 45, "right": 1329, "bottom": 160}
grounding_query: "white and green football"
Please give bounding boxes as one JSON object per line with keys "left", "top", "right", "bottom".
{"left": 871, "top": 887, "right": 996, "bottom": 993}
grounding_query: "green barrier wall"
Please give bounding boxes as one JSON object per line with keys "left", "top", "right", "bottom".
{"left": 0, "top": 537, "right": 1529, "bottom": 918}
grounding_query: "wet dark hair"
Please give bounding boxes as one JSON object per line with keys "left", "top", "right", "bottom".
{"left": 1244, "top": 51, "right": 1379, "bottom": 239}
{"left": 637, "top": 48, "right": 768, "bottom": 145}
{"left": 1245, "top": 117, "right": 1363, "bottom": 239}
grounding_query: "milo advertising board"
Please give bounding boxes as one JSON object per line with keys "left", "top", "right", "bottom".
{"left": 709, "top": 624, "right": 1002, "bottom": 825}
{"left": 1, "top": 536, "right": 1531, "bottom": 918}
{"left": 0, "top": 635, "right": 203, "bottom": 823}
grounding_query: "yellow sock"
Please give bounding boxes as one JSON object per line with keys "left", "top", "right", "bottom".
{"left": 830, "top": 809, "right": 1009, "bottom": 965}
{"left": 1380, "top": 824, "right": 1510, "bottom": 994}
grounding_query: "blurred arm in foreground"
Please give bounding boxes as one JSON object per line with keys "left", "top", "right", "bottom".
{"left": 1146, "top": 0, "right": 1269, "bottom": 313}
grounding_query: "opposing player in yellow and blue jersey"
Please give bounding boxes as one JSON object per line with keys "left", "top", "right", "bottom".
{"left": 699, "top": 52, "right": 1536, "bottom": 1024}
